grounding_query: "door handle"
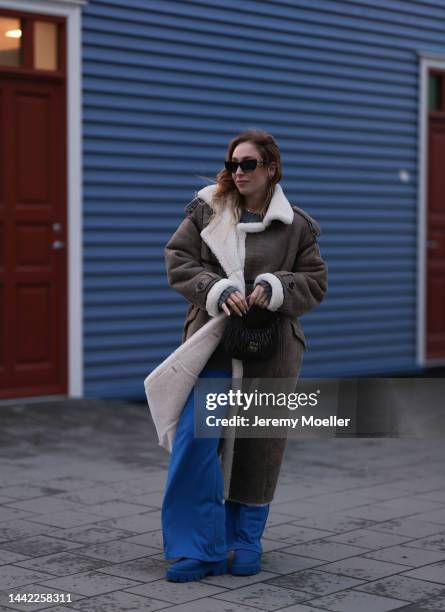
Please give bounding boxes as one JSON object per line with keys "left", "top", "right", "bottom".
{"left": 52, "top": 240, "right": 65, "bottom": 249}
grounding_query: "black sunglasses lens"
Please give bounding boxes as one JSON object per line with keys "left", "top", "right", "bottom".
{"left": 225, "top": 159, "right": 259, "bottom": 173}
{"left": 241, "top": 159, "right": 258, "bottom": 172}
{"left": 225, "top": 161, "right": 238, "bottom": 173}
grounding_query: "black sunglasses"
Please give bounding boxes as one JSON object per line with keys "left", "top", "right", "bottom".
{"left": 224, "top": 159, "right": 267, "bottom": 173}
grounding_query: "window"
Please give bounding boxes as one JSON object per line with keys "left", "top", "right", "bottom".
{"left": 429, "top": 74, "right": 442, "bottom": 112}
{"left": 0, "top": 16, "right": 22, "bottom": 67}
{"left": 0, "top": 11, "right": 64, "bottom": 74}
{"left": 34, "top": 21, "right": 58, "bottom": 71}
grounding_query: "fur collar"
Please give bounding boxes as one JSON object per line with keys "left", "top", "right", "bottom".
{"left": 196, "top": 182, "right": 294, "bottom": 230}
{"left": 197, "top": 183, "right": 294, "bottom": 297}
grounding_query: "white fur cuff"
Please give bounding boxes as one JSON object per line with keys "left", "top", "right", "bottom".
{"left": 205, "top": 278, "right": 239, "bottom": 317}
{"left": 254, "top": 273, "right": 284, "bottom": 311}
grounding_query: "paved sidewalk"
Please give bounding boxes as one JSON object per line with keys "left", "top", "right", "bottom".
{"left": 0, "top": 397, "right": 444, "bottom": 612}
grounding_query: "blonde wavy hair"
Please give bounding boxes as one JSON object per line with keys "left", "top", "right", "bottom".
{"left": 208, "top": 129, "right": 282, "bottom": 225}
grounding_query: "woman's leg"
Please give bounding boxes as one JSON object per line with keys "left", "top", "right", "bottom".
{"left": 225, "top": 500, "right": 270, "bottom": 554}
{"left": 161, "top": 368, "right": 232, "bottom": 562}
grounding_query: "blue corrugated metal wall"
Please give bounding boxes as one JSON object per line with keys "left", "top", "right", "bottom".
{"left": 82, "top": 0, "right": 445, "bottom": 399}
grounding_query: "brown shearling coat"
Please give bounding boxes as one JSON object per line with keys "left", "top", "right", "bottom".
{"left": 164, "top": 183, "right": 328, "bottom": 504}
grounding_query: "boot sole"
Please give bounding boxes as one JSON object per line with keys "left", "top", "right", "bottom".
{"left": 230, "top": 562, "right": 261, "bottom": 576}
{"left": 166, "top": 560, "right": 228, "bottom": 582}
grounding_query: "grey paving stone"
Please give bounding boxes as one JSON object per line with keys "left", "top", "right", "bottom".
{"left": 269, "top": 500, "right": 333, "bottom": 518}
{"left": 38, "top": 570, "right": 142, "bottom": 597}
{"left": 319, "top": 555, "right": 408, "bottom": 580}
{"left": 385, "top": 498, "right": 445, "bottom": 514}
{"left": 96, "top": 511, "right": 161, "bottom": 534}
{"left": 415, "top": 490, "right": 445, "bottom": 504}
{"left": 261, "top": 537, "right": 296, "bottom": 553}
{"left": 0, "top": 520, "right": 67, "bottom": 542}
{"left": 283, "top": 538, "right": 371, "bottom": 561}
{"left": 132, "top": 491, "right": 163, "bottom": 508}
{"left": 261, "top": 550, "right": 325, "bottom": 574}
{"left": 0, "top": 508, "right": 36, "bottom": 523}
{"left": 265, "top": 568, "right": 364, "bottom": 596}
{"left": 261, "top": 605, "right": 327, "bottom": 612}
{"left": 412, "top": 592, "right": 445, "bottom": 610}
{"left": 67, "top": 589, "right": 170, "bottom": 611}
{"left": 264, "top": 523, "right": 331, "bottom": 545}
{"left": 55, "top": 484, "right": 138, "bottom": 506}
{"left": 213, "top": 582, "right": 312, "bottom": 610}
{"left": 157, "top": 599, "right": 262, "bottom": 612}
{"left": 37, "top": 477, "right": 105, "bottom": 492}
{"left": 271, "top": 498, "right": 351, "bottom": 518}
{"left": 126, "top": 577, "right": 227, "bottom": 604}
{"left": 201, "top": 570, "right": 279, "bottom": 589}
{"left": 368, "top": 519, "right": 444, "bottom": 539}
{"left": 363, "top": 544, "right": 445, "bottom": 567}
{"left": 97, "top": 556, "right": 168, "bottom": 582}
{"left": 264, "top": 511, "right": 301, "bottom": 527}
{"left": 2, "top": 395, "right": 445, "bottom": 612}
{"left": 390, "top": 477, "right": 445, "bottom": 495}
{"left": 122, "top": 530, "right": 163, "bottom": 550}
{"left": 0, "top": 496, "right": 16, "bottom": 504}
{"left": 73, "top": 540, "right": 159, "bottom": 562}
{"left": 14, "top": 552, "right": 113, "bottom": 576}
{"left": 38, "top": 608, "right": 80, "bottom": 612}
{"left": 355, "top": 574, "right": 445, "bottom": 602}
{"left": 0, "top": 535, "right": 84, "bottom": 558}
{"left": 51, "top": 524, "right": 135, "bottom": 545}
{"left": 270, "top": 482, "right": 317, "bottom": 504}
{"left": 326, "top": 528, "right": 411, "bottom": 549}
{"left": 303, "top": 589, "right": 410, "bottom": 611}
{"left": 404, "top": 532, "right": 445, "bottom": 553}
{"left": 2, "top": 497, "right": 87, "bottom": 515}
{"left": 79, "top": 500, "right": 157, "bottom": 519}
{"left": 409, "top": 509, "right": 445, "bottom": 527}
{"left": 346, "top": 499, "right": 443, "bottom": 523}
{"left": 343, "top": 503, "right": 412, "bottom": 523}
{"left": 0, "top": 548, "right": 29, "bottom": 564}
{"left": 0, "top": 565, "right": 54, "bottom": 590}
{"left": 292, "top": 513, "right": 378, "bottom": 534}
{"left": 24, "top": 510, "right": 106, "bottom": 529}
{"left": 401, "top": 560, "right": 445, "bottom": 584}
{"left": 0, "top": 485, "right": 85, "bottom": 501}
{"left": 350, "top": 483, "right": 414, "bottom": 502}
{"left": 108, "top": 474, "right": 167, "bottom": 497}
{"left": 0, "top": 584, "right": 84, "bottom": 611}
{"left": 294, "top": 491, "right": 379, "bottom": 513}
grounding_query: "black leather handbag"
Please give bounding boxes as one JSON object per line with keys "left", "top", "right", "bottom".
{"left": 221, "top": 305, "right": 280, "bottom": 362}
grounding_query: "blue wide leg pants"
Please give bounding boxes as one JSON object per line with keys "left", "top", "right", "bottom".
{"left": 162, "top": 367, "right": 270, "bottom": 562}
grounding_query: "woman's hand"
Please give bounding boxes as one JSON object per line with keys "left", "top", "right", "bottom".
{"left": 221, "top": 291, "right": 249, "bottom": 317}
{"left": 247, "top": 284, "right": 269, "bottom": 309}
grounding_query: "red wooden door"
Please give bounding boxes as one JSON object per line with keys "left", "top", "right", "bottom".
{"left": 427, "top": 70, "right": 445, "bottom": 360}
{"left": 0, "top": 77, "right": 67, "bottom": 398}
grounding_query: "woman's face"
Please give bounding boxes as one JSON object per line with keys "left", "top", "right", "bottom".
{"left": 230, "top": 141, "right": 275, "bottom": 199}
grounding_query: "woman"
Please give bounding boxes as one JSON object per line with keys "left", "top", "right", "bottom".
{"left": 160, "top": 129, "right": 327, "bottom": 582}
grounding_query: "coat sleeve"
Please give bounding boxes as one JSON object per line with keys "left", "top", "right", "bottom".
{"left": 253, "top": 217, "right": 328, "bottom": 318}
{"left": 164, "top": 202, "right": 235, "bottom": 316}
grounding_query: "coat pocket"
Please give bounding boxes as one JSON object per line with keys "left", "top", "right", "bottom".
{"left": 290, "top": 318, "right": 307, "bottom": 350}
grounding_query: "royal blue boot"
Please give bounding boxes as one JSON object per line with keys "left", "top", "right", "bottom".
{"left": 230, "top": 549, "right": 261, "bottom": 575}
{"left": 166, "top": 557, "right": 228, "bottom": 582}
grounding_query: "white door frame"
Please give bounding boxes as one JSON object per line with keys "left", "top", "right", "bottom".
{"left": 0, "top": 0, "right": 86, "bottom": 397}
{"left": 417, "top": 51, "right": 445, "bottom": 367}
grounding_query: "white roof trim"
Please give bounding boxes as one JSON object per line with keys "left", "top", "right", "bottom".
{"left": 0, "top": 0, "right": 87, "bottom": 10}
